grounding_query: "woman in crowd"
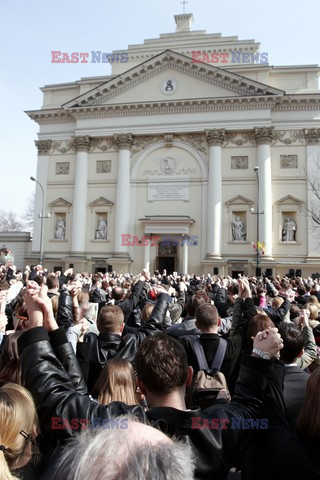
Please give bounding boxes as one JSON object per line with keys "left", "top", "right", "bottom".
{"left": 0, "top": 383, "right": 38, "bottom": 480}
{"left": 92, "top": 358, "right": 141, "bottom": 405}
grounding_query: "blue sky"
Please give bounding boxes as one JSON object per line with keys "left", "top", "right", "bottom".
{"left": 1, "top": 0, "right": 319, "bottom": 219}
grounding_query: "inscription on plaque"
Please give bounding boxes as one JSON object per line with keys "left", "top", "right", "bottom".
{"left": 148, "top": 183, "right": 189, "bottom": 201}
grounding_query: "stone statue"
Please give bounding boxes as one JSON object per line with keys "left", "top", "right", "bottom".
{"left": 55, "top": 217, "right": 65, "bottom": 240}
{"left": 232, "top": 216, "right": 246, "bottom": 241}
{"left": 95, "top": 216, "right": 107, "bottom": 240}
{"left": 282, "top": 217, "right": 296, "bottom": 241}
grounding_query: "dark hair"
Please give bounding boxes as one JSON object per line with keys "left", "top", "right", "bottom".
{"left": 186, "top": 295, "right": 206, "bottom": 317}
{"left": 279, "top": 324, "right": 304, "bottom": 364}
{"left": 0, "top": 332, "right": 24, "bottom": 387}
{"left": 97, "top": 305, "right": 124, "bottom": 334}
{"left": 135, "top": 334, "right": 188, "bottom": 395}
{"left": 46, "top": 275, "right": 59, "bottom": 290}
{"left": 296, "top": 367, "right": 320, "bottom": 443}
{"left": 247, "top": 314, "right": 275, "bottom": 348}
{"left": 290, "top": 305, "right": 300, "bottom": 321}
{"left": 112, "top": 287, "right": 124, "bottom": 301}
{"left": 195, "top": 303, "right": 219, "bottom": 329}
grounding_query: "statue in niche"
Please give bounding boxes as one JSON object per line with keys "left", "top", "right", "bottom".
{"left": 55, "top": 217, "right": 65, "bottom": 240}
{"left": 282, "top": 217, "right": 296, "bottom": 241}
{"left": 95, "top": 216, "right": 108, "bottom": 240}
{"left": 232, "top": 216, "right": 246, "bottom": 241}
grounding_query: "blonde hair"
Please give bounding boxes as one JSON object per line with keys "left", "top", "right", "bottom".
{"left": 304, "top": 303, "right": 319, "bottom": 320}
{"left": 93, "top": 359, "right": 138, "bottom": 406}
{"left": 272, "top": 297, "right": 284, "bottom": 309}
{"left": 0, "top": 383, "right": 38, "bottom": 480}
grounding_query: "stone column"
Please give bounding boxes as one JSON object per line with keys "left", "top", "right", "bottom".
{"left": 71, "top": 136, "right": 91, "bottom": 254}
{"left": 205, "top": 129, "right": 226, "bottom": 258}
{"left": 32, "top": 140, "right": 52, "bottom": 257}
{"left": 113, "top": 134, "right": 133, "bottom": 255}
{"left": 255, "top": 127, "right": 274, "bottom": 257}
{"left": 304, "top": 128, "right": 320, "bottom": 257}
{"left": 144, "top": 235, "right": 151, "bottom": 272}
{"left": 182, "top": 236, "right": 189, "bottom": 274}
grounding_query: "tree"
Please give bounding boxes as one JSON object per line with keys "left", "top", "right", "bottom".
{"left": 22, "top": 192, "right": 35, "bottom": 233}
{"left": 306, "top": 156, "right": 320, "bottom": 231}
{"left": 0, "top": 210, "right": 24, "bottom": 232}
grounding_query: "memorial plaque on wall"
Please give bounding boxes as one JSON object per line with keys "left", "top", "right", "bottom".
{"left": 148, "top": 176, "right": 190, "bottom": 201}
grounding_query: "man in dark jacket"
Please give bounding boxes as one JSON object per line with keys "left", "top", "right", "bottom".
{"left": 20, "top": 281, "right": 283, "bottom": 480}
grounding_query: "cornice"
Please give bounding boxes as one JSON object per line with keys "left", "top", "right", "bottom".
{"left": 26, "top": 95, "right": 320, "bottom": 125}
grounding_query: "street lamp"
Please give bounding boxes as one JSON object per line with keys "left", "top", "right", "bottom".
{"left": 250, "top": 166, "right": 263, "bottom": 276}
{"left": 30, "top": 176, "right": 47, "bottom": 264}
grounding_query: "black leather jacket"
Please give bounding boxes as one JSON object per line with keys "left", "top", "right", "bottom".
{"left": 18, "top": 326, "right": 273, "bottom": 480}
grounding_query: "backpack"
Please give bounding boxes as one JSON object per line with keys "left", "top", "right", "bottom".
{"left": 186, "top": 337, "right": 230, "bottom": 410}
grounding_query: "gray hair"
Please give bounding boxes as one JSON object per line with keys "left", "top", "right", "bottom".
{"left": 53, "top": 417, "right": 195, "bottom": 480}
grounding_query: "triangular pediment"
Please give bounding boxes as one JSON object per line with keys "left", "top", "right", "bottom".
{"left": 49, "top": 197, "right": 72, "bottom": 208}
{"left": 275, "top": 195, "right": 304, "bottom": 206}
{"left": 225, "top": 195, "right": 253, "bottom": 206}
{"left": 89, "top": 197, "right": 114, "bottom": 207}
{"left": 63, "top": 50, "right": 283, "bottom": 109}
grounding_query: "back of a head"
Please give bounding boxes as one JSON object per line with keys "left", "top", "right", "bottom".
{"left": 93, "top": 358, "right": 137, "bottom": 405}
{"left": 97, "top": 305, "right": 124, "bottom": 334}
{"left": 0, "top": 383, "right": 38, "bottom": 480}
{"left": 186, "top": 295, "right": 206, "bottom": 317}
{"left": 195, "top": 303, "right": 219, "bottom": 330}
{"left": 303, "top": 303, "right": 319, "bottom": 320}
{"left": 272, "top": 296, "right": 284, "bottom": 309}
{"left": 279, "top": 324, "right": 304, "bottom": 364}
{"left": 46, "top": 276, "right": 59, "bottom": 290}
{"left": 54, "top": 418, "right": 195, "bottom": 480}
{"left": 135, "top": 334, "right": 188, "bottom": 395}
{"left": 0, "top": 332, "right": 24, "bottom": 386}
{"left": 112, "top": 286, "right": 124, "bottom": 301}
{"left": 247, "top": 314, "right": 275, "bottom": 348}
{"left": 141, "top": 303, "right": 155, "bottom": 323}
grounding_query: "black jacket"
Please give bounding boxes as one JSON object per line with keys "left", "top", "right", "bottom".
{"left": 18, "top": 327, "right": 274, "bottom": 480}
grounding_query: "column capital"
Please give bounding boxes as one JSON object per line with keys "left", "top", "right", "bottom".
{"left": 254, "top": 127, "right": 275, "bottom": 145}
{"left": 304, "top": 128, "right": 320, "bottom": 145}
{"left": 35, "top": 139, "right": 52, "bottom": 154}
{"left": 113, "top": 133, "right": 133, "bottom": 150}
{"left": 205, "top": 129, "right": 226, "bottom": 146}
{"left": 73, "top": 136, "right": 91, "bottom": 152}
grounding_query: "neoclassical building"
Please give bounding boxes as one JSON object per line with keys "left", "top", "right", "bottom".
{"left": 27, "top": 14, "right": 320, "bottom": 276}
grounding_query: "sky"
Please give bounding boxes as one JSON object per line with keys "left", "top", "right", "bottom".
{"left": 1, "top": 0, "right": 319, "bottom": 221}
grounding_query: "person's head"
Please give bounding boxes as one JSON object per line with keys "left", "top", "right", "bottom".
{"left": 135, "top": 334, "right": 191, "bottom": 397}
{"left": 296, "top": 366, "right": 320, "bottom": 444}
{"left": 186, "top": 295, "right": 206, "bottom": 317}
{"left": 307, "top": 295, "right": 320, "bottom": 306}
{"left": 247, "top": 314, "right": 275, "bottom": 348}
{"left": 195, "top": 303, "right": 220, "bottom": 332}
{"left": 141, "top": 303, "right": 155, "bottom": 323}
{"left": 46, "top": 276, "right": 59, "bottom": 291}
{"left": 290, "top": 304, "right": 301, "bottom": 322}
{"left": 112, "top": 286, "right": 124, "bottom": 301}
{"left": 297, "top": 285, "right": 306, "bottom": 296}
{"left": 279, "top": 324, "right": 304, "bottom": 364}
{"left": 0, "top": 383, "right": 38, "bottom": 479}
{"left": 272, "top": 296, "right": 284, "bottom": 309}
{"left": 97, "top": 306, "right": 124, "bottom": 334}
{"left": 53, "top": 417, "right": 195, "bottom": 480}
{"left": 93, "top": 359, "right": 138, "bottom": 406}
{"left": 303, "top": 303, "right": 319, "bottom": 320}
{"left": 0, "top": 332, "right": 24, "bottom": 387}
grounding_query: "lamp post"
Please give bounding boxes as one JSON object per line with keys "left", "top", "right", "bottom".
{"left": 30, "top": 176, "right": 45, "bottom": 265}
{"left": 250, "top": 166, "right": 263, "bottom": 276}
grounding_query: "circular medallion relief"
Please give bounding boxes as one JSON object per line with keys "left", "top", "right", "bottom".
{"left": 160, "top": 78, "right": 178, "bottom": 95}
{"left": 160, "top": 157, "right": 176, "bottom": 174}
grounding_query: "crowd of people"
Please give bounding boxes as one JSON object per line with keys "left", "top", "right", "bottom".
{"left": 0, "top": 263, "right": 320, "bottom": 479}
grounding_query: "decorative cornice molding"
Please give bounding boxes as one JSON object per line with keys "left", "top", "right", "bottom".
{"left": 73, "top": 136, "right": 91, "bottom": 152}
{"left": 113, "top": 133, "right": 133, "bottom": 150}
{"left": 35, "top": 139, "right": 53, "bottom": 154}
{"left": 304, "top": 128, "right": 320, "bottom": 145}
{"left": 254, "top": 127, "right": 275, "bottom": 145}
{"left": 205, "top": 129, "right": 226, "bottom": 146}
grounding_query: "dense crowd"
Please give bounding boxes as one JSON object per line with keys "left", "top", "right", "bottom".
{"left": 0, "top": 263, "right": 320, "bottom": 479}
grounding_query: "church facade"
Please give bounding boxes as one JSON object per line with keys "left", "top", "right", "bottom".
{"left": 27, "top": 14, "right": 320, "bottom": 276}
